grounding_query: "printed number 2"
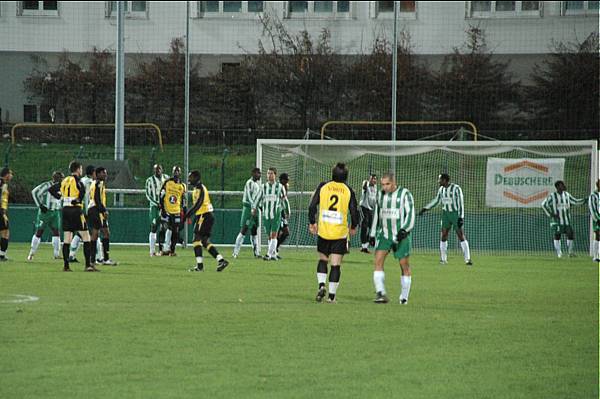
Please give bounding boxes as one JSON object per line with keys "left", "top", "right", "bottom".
{"left": 329, "top": 194, "right": 339, "bottom": 211}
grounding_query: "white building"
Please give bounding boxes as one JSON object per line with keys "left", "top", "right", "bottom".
{"left": 0, "top": 1, "right": 597, "bottom": 122}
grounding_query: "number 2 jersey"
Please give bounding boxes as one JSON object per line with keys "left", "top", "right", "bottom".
{"left": 308, "top": 181, "right": 359, "bottom": 240}
{"left": 160, "top": 179, "right": 187, "bottom": 215}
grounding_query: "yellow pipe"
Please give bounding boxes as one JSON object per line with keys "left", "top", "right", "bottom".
{"left": 10, "top": 123, "right": 164, "bottom": 151}
{"left": 320, "top": 120, "right": 478, "bottom": 142}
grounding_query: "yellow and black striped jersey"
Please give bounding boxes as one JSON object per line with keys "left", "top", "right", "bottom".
{"left": 61, "top": 175, "right": 85, "bottom": 208}
{"left": 89, "top": 180, "right": 107, "bottom": 212}
{"left": 191, "top": 184, "right": 213, "bottom": 215}
{"left": 0, "top": 178, "right": 9, "bottom": 210}
{"left": 160, "top": 179, "right": 187, "bottom": 214}
{"left": 308, "top": 181, "right": 359, "bottom": 240}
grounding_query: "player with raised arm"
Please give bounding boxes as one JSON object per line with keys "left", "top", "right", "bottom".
{"left": 233, "top": 168, "right": 262, "bottom": 258}
{"left": 541, "top": 180, "right": 586, "bottom": 258}
{"left": 61, "top": 161, "right": 96, "bottom": 272}
{"left": 275, "top": 173, "right": 291, "bottom": 259}
{"left": 0, "top": 168, "right": 13, "bottom": 261}
{"left": 186, "top": 170, "right": 229, "bottom": 272}
{"left": 589, "top": 180, "right": 600, "bottom": 262}
{"left": 419, "top": 173, "right": 472, "bottom": 266}
{"left": 261, "top": 168, "right": 287, "bottom": 261}
{"left": 159, "top": 166, "right": 187, "bottom": 256}
{"left": 27, "top": 171, "right": 63, "bottom": 260}
{"left": 308, "top": 163, "right": 359, "bottom": 303}
{"left": 370, "top": 173, "right": 415, "bottom": 305}
{"left": 588, "top": 179, "right": 600, "bottom": 262}
{"left": 88, "top": 167, "right": 117, "bottom": 266}
{"left": 67, "top": 165, "right": 95, "bottom": 263}
{"left": 359, "top": 174, "right": 378, "bottom": 254}
{"left": 146, "top": 164, "right": 170, "bottom": 256}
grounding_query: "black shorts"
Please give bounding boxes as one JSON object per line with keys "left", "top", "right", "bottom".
{"left": 161, "top": 212, "right": 182, "bottom": 230}
{"left": 62, "top": 206, "right": 87, "bottom": 232}
{"left": 87, "top": 207, "right": 108, "bottom": 230}
{"left": 0, "top": 211, "right": 8, "bottom": 231}
{"left": 317, "top": 236, "right": 348, "bottom": 256}
{"left": 194, "top": 212, "right": 214, "bottom": 239}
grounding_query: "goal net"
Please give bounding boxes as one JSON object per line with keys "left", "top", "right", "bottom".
{"left": 257, "top": 139, "right": 598, "bottom": 254}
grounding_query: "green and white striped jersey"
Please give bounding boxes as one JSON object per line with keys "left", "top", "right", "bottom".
{"left": 588, "top": 191, "right": 600, "bottom": 222}
{"left": 242, "top": 178, "right": 262, "bottom": 209}
{"left": 261, "top": 181, "right": 285, "bottom": 219}
{"left": 145, "top": 174, "right": 169, "bottom": 207}
{"left": 80, "top": 175, "right": 95, "bottom": 212}
{"left": 541, "top": 191, "right": 585, "bottom": 225}
{"left": 423, "top": 183, "right": 464, "bottom": 218}
{"left": 31, "top": 180, "right": 62, "bottom": 211}
{"left": 370, "top": 187, "right": 415, "bottom": 241}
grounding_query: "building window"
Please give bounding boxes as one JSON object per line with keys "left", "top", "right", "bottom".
{"left": 372, "top": 1, "right": 416, "bottom": 18}
{"left": 563, "top": 1, "right": 599, "bottom": 14}
{"left": 198, "top": 1, "right": 263, "bottom": 15}
{"left": 287, "top": 1, "right": 351, "bottom": 17}
{"left": 106, "top": 1, "right": 148, "bottom": 18}
{"left": 469, "top": 1, "right": 541, "bottom": 17}
{"left": 18, "top": 1, "right": 59, "bottom": 16}
{"left": 23, "top": 105, "right": 38, "bottom": 123}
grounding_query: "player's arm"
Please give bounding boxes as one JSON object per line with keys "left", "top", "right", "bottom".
{"left": 541, "top": 196, "right": 554, "bottom": 218}
{"left": 419, "top": 187, "right": 441, "bottom": 215}
{"left": 308, "top": 182, "right": 325, "bottom": 232}
{"left": 369, "top": 192, "right": 380, "bottom": 246}
{"left": 568, "top": 192, "right": 586, "bottom": 206}
{"left": 0, "top": 182, "right": 6, "bottom": 214}
{"left": 95, "top": 182, "right": 107, "bottom": 213}
{"left": 399, "top": 191, "right": 416, "bottom": 235}
{"left": 145, "top": 178, "right": 158, "bottom": 206}
{"left": 281, "top": 186, "right": 291, "bottom": 217}
{"left": 158, "top": 181, "right": 168, "bottom": 212}
{"left": 589, "top": 194, "right": 600, "bottom": 221}
{"left": 31, "top": 183, "right": 44, "bottom": 209}
{"left": 348, "top": 187, "right": 359, "bottom": 231}
{"left": 48, "top": 182, "right": 62, "bottom": 200}
{"left": 184, "top": 188, "right": 203, "bottom": 220}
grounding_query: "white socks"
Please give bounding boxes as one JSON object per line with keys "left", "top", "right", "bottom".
{"left": 440, "top": 241, "right": 448, "bottom": 262}
{"left": 329, "top": 281, "right": 339, "bottom": 296}
{"left": 566, "top": 240, "right": 574, "bottom": 255}
{"left": 373, "top": 270, "right": 386, "bottom": 294}
{"left": 52, "top": 236, "right": 60, "bottom": 257}
{"left": 69, "top": 235, "right": 81, "bottom": 258}
{"left": 96, "top": 239, "right": 103, "bottom": 261}
{"left": 164, "top": 229, "right": 172, "bottom": 250}
{"left": 554, "top": 239, "right": 562, "bottom": 257}
{"left": 460, "top": 240, "right": 471, "bottom": 261}
{"left": 362, "top": 242, "right": 369, "bottom": 249}
{"left": 593, "top": 240, "right": 600, "bottom": 260}
{"left": 30, "top": 235, "right": 41, "bottom": 255}
{"left": 233, "top": 233, "right": 244, "bottom": 256}
{"left": 317, "top": 272, "right": 327, "bottom": 286}
{"left": 400, "top": 276, "right": 412, "bottom": 302}
{"left": 268, "top": 239, "right": 278, "bottom": 258}
{"left": 149, "top": 232, "right": 157, "bottom": 255}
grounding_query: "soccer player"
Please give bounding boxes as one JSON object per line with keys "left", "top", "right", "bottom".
{"left": 541, "top": 180, "right": 586, "bottom": 258}
{"left": 261, "top": 167, "right": 287, "bottom": 261}
{"left": 88, "top": 167, "right": 117, "bottom": 266}
{"left": 590, "top": 180, "right": 600, "bottom": 262}
{"left": 308, "top": 163, "right": 359, "bottom": 303}
{"left": 418, "top": 173, "right": 472, "bottom": 266}
{"left": 232, "top": 167, "right": 262, "bottom": 258}
{"left": 369, "top": 173, "right": 415, "bottom": 304}
{"left": 61, "top": 161, "right": 95, "bottom": 272}
{"left": 0, "top": 167, "right": 13, "bottom": 261}
{"left": 145, "top": 164, "right": 170, "bottom": 256}
{"left": 359, "top": 173, "right": 377, "bottom": 254}
{"left": 159, "top": 166, "right": 187, "bottom": 256}
{"left": 185, "top": 170, "right": 229, "bottom": 272}
{"left": 68, "top": 164, "right": 95, "bottom": 263}
{"left": 27, "top": 171, "right": 63, "bottom": 261}
{"left": 275, "top": 173, "right": 291, "bottom": 259}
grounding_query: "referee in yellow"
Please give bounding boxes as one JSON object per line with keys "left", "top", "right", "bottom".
{"left": 308, "top": 163, "right": 359, "bottom": 303}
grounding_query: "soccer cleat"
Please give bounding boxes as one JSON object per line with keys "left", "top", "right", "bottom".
{"left": 360, "top": 248, "right": 371, "bottom": 254}
{"left": 216, "top": 259, "right": 229, "bottom": 272}
{"left": 374, "top": 292, "right": 389, "bottom": 304}
{"left": 102, "top": 259, "right": 118, "bottom": 266}
{"left": 189, "top": 265, "right": 204, "bottom": 272}
{"left": 399, "top": 298, "right": 408, "bottom": 305}
{"left": 254, "top": 254, "right": 262, "bottom": 259}
{"left": 169, "top": 252, "right": 177, "bottom": 257}
{"left": 568, "top": 253, "right": 576, "bottom": 258}
{"left": 68, "top": 257, "right": 79, "bottom": 263}
{"left": 593, "top": 258, "right": 600, "bottom": 263}
{"left": 27, "top": 254, "right": 34, "bottom": 261}
{"left": 439, "top": 259, "right": 448, "bottom": 265}
{"left": 326, "top": 297, "right": 337, "bottom": 304}
{"left": 54, "top": 255, "right": 62, "bottom": 260}
{"left": 465, "top": 259, "right": 473, "bottom": 266}
{"left": 63, "top": 266, "right": 72, "bottom": 272}
{"left": 0, "top": 257, "right": 7, "bottom": 262}
{"left": 96, "top": 258, "right": 104, "bottom": 263}
{"left": 232, "top": 253, "right": 238, "bottom": 259}
{"left": 276, "top": 254, "right": 282, "bottom": 260}
{"left": 557, "top": 253, "right": 563, "bottom": 258}
{"left": 161, "top": 251, "right": 170, "bottom": 256}
{"left": 84, "top": 266, "right": 96, "bottom": 272}
{"left": 315, "top": 287, "right": 326, "bottom": 303}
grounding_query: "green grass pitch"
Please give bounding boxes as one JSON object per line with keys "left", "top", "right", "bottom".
{"left": 1, "top": 243, "right": 597, "bottom": 399}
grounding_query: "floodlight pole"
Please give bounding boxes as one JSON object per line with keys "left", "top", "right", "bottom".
{"left": 114, "top": 1, "right": 125, "bottom": 206}
{"left": 184, "top": 1, "right": 190, "bottom": 247}
{"left": 391, "top": 1, "right": 399, "bottom": 174}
